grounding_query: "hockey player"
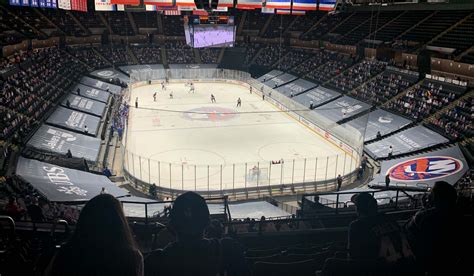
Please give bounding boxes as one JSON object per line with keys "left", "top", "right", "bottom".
{"left": 210, "top": 94, "right": 216, "bottom": 103}
{"left": 236, "top": 98, "right": 241, "bottom": 107}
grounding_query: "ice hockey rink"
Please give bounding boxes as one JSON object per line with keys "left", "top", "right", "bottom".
{"left": 124, "top": 81, "right": 357, "bottom": 192}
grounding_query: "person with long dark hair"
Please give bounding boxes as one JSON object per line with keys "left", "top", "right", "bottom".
{"left": 46, "top": 194, "right": 143, "bottom": 276}
{"left": 145, "top": 192, "right": 248, "bottom": 276}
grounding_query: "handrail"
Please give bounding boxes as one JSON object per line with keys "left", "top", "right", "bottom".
{"left": 50, "top": 219, "right": 70, "bottom": 239}
{"left": 0, "top": 215, "right": 15, "bottom": 238}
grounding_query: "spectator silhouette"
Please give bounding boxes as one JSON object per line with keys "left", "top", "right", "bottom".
{"left": 349, "top": 192, "right": 413, "bottom": 262}
{"left": 206, "top": 219, "right": 224, "bottom": 239}
{"left": 27, "top": 196, "right": 45, "bottom": 222}
{"left": 145, "top": 192, "right": 248, "bottom": 276}
{"left": 321, "top": 192, "right": 414, "bottom": 275}
{"left": 405, "top": 181, "right": 469, "bottom": 275}
{"left": 5, "top": 196, "right": 25, "bottom": 221}
{"left": 46, "top": 194, "right": 143, "bottom": 276}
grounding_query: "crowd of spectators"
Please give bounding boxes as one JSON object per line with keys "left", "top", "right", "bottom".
{"left": 162, "top": 16, "right": 184, "bottom": 36}
{"left": 290, "top": 50, "right": 334, "bottom": 76}
{"left": 0, "top": 7, "right": 40, "bottom": 45}
{"left": 68, "top": 46, "right": 108, "bottom": 69}
{"left": 287, "top": 12, "right": 324, "bottom": 33}
{"left": 430, "top": 97, "right": 473, "bottom": 140}
{"left": 236, "top": 41, "right": 261, "bottom": 65}
{"left": 165, "top": 41, "right": 194, "bottom": 64}
{"left": 275, "top": 49, "right": 314, "bottom": 72}
{"left": 263, "top": 15, "right": 294, "bottom": 38}
{"left": 305, "top": 53, "right": 355, "bottom": 84}
{"left": 97, "top": 45, "right": 136, "bottom": 66}
{"left": 131, "top": 45, "right": 162, "bottom": 64}
{"left": 349, "top": 69, "right": 416, "bottom": 105}
{"left": 327, "top": 59, "right": 386, "bottom": 93}
{"left": 253, "top": 45, "right": 288, "bottom": 67}
{"left": 1, "top": 174, "right": 80, "bottom": 224}
{"left": 386, "top": 80, "right": 463, "bottom": 121}
{"left": 2, "top": 180, "right": 471, "bottom": 275}
{"left": 1, "top": 47, "right": 87, "bottom": 143}
{"left": 301, "top": 13, "right": 348, "bottom": 41}
{"left": 200, "top": 48, "right": 220, "bottom": 64}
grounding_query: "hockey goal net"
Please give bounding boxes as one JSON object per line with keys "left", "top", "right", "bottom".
{"left": 246, "top": 167, "right": 269, "bottom": 184}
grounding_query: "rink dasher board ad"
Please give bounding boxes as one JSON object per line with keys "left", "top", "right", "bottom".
{"left": 343, "top": 109, "right": 412, "bottom": 142}
{"left": 16, "top": 157, "right": 129, "bottom": 202}
{"left": 369, "top": 145, "right": 468, "bottom": 187}
{"left": 61, "top": 94, "right": 107, "bottom": 118}
{"left": 293, "top": 86, "right": 341, "bottom": 107}
{"left": 27, "top": 125, "right": 101, "bottom": 163}
{"left": 80, "top": 76, "right": 122, "bottom": 95}
{"left": 46, "top": 107, "right": 101, "bottom": 137}
{"left": 257, "top": 70, "right": 284, "bottom": 83}
{"left": 71, "top": 83, "right": 111, "bottom": 103}
{"left": 275, "top": 78, "right": 318, "bottom": 97}
{"left": 365, "top": 125, "right": 450, "bottom": 159}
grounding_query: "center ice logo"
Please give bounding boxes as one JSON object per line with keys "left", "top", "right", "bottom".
{"left": 387, "top": 156, "right": 463, "bottom": 182}
{"left": 183, "top": 107, "right": 237, "bottom": 121}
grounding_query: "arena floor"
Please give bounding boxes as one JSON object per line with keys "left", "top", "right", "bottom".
{"left": 125, "top": 81, "right": 356, "bottom": 192}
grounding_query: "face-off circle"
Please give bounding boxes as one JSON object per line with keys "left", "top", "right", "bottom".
{"left": 183, "top": 107, "right": 238, "bottom": 122}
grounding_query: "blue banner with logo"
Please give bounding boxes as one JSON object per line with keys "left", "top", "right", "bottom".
{"left": 369, "top": 145, "right": 468, "bottom": 188}
{"left": 9, "top": 0, "right": 21, "bottom": 6}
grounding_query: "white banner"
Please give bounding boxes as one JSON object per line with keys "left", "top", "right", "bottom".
{"left": 58, "top": 0, "right": 71, "bottom": 10}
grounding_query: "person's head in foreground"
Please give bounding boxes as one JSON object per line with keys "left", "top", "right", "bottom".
{"left": 169, "top": 191, "right": 210, "bottom": 241}
{"left": 145, "top": 192, "right": 248, "bottom": 276}
{"left": 430, "top": 181, "right": 457, "bottom": 210}
{"left": 351, "top": 192, "right": 378, "bottom": 217}
{"left": 47, "top": 194, "right": 143, "bottom": 276}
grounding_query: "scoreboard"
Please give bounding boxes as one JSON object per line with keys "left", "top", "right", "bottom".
{"left": 184, "top": 16, "right": 236, "bottom": 48}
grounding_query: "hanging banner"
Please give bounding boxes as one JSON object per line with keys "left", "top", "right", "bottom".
{"left": 292, "top": 0, "right": 316, "bottom": 10}
{"left": 95, "top": 0, "right": 117, "bottom": 10}
{"left": 236, "top": 0, "right": 262, "bottom": 9}
{"left": 9, "top": 0, "right": 21, "bottom": 5}
{"left": 110, "top": 0, "right": 139, "bottom": 5}
{"left": 58, "top": 0, "right": 71, "bottom": 9}
{"left": 265, "top": 0, "right": 291, "bottom": 9}
{"left": 218, "top": 0, "right": 233, "bottom": 7}
{"left": 30, "top": 0, "right": 40, "bottom": 7}
{"left": 144, "top": 0, "right": 175, "bottom": 6}
{"left": 291, "top": 10, "right": 305, "bottom": 15}
{"left": 71, "top": 0, "right": 87, "bottom": 11}
{"left": 275, "top": 9, "right": 291, "bottom": 14}
{"left": 319, "top": 0, "right": 335, "bottom": 10}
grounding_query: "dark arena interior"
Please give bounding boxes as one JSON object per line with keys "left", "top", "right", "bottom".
{"left": 0, "top": 0, "right": 473, "bottom": 274}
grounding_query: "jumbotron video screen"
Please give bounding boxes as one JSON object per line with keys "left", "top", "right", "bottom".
{"left": 184, "top": 15, "right": 236, "bottom": 48}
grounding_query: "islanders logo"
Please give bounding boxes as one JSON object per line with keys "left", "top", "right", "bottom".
{"left": 183, "top": 107, "right": 237, "bottom": 122}
{"left": 387, "top": 156, "right": 463, "bottom": 182}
